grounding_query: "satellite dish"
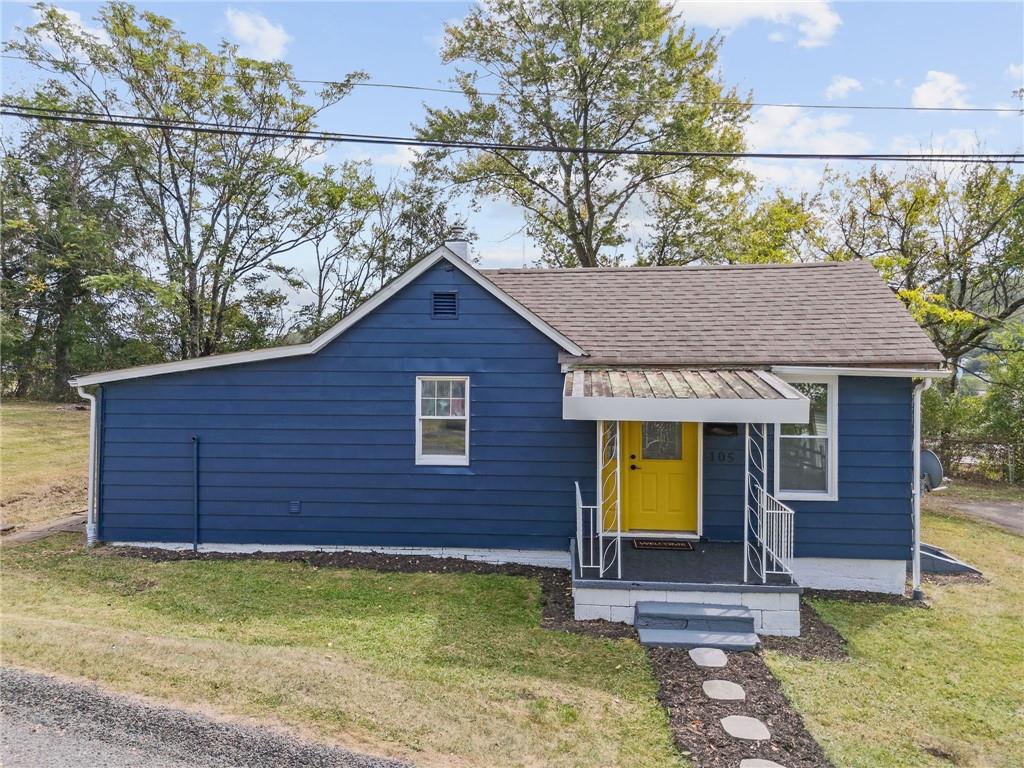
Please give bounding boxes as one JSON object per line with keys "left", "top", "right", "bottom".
{"left": 921, "top": 449, "right": 944, "bottom": 491}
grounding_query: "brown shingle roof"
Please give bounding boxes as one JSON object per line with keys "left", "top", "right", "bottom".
{"left": 483, "top": 261, "right": 944, "bottom": 367}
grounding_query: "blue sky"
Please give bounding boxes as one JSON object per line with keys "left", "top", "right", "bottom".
{"left": 3, "top": 0, "right": 1022, "bottom": 272}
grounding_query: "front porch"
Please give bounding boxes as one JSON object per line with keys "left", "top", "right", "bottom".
{"left": 570, "top": 538, "right": 803, "bottom": 636}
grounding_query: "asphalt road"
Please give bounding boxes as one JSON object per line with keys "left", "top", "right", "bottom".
{"left": 1, "top": 667, "right": 413, "bottom": 768}
{"left": 950, "top": 499, "right": 1024, "bottom": 535}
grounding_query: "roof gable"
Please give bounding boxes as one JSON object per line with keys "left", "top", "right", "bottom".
{"left": 70, "top": 246, "right": 583, "bottom": 387}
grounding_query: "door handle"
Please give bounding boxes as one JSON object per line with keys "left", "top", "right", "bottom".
{"left": 630, "top": 464, "right": 639, "bottom": 470}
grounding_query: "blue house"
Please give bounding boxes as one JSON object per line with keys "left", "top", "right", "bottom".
{"left": 71, "top": 240, "right": 947, "bottom": 642}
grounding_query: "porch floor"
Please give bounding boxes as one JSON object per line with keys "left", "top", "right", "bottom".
{"left": 573, "top": 539, "right": 798, "bottom": 590}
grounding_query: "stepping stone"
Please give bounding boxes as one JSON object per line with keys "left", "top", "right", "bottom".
{"left": 702, "top": 679, "right": 745, "bottom": 700}
{"left": 720, "top": 715, "right": 770, "bottom": 741}
{"left": 688, "top": 647, "right": 728, "bottom": 667}
{"left": 740, "top": 760, "right": 787, "bottom": 768}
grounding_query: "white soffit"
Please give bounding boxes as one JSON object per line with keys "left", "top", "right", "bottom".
{"left": 562, "top": 368, "right": 810, "bottom": 423}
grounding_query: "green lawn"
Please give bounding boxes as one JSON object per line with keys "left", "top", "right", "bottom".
{"left": 1, "top": 536, "right": 683, "bottom": 768}
{"left": 0, "top": 401, "right": 90, "bottom": 529}
{"left": 766, "top": 495, "right": 1024, "bottom": 768}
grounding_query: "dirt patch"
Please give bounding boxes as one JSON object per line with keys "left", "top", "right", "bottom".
{"left": 97, "top": 545, "right": 636, "bottom": 639}
{"left": 761, "top": 600, "right": 848, "bottom": 661}
{"left": 922, "top": 571, "right": 988, "bottom": 587}
{"left": 648, "top": 647, "right": 833, "bottom": 768}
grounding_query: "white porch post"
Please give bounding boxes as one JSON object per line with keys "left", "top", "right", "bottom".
{"left": 615, "top": 420, "right": 622, "bottom": 579}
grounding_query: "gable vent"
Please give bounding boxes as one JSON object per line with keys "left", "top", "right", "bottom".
{"left": 432, "top": 291, "right": 458, "bottom": 318}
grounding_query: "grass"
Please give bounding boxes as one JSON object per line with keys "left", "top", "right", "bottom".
{"left": 0, "top": 400, "right": 90, "bottom": 529}
{"left": 765, "top": 487, "right": 1024, "bottom": 768}
{"left": 928, "top": 477, "right": 1024, "bottom": 505}
{"left": 0, "top": 536, "right": 683, "bottom": 768}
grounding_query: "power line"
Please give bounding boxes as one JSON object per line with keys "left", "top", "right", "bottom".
{"left": 2, "top": 52, "right": 1021, "bottom": 115}
{"left": 4, "top": 103, "right": 1022, "bottom": 164}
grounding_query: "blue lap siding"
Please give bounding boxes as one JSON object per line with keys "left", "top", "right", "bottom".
{"left": 97, "top": 262, "right": 595, "bottom": 550}
{"left": 96, "top": 257, "right": 914, "bottom": 561}
{"left": 698, "top": 376, "right": 914, "bottom": 560}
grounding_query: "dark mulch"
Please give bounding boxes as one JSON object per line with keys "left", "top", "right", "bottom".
{"left": 922, "top": 571, "right": 988, "bottom": 587}
{"left": 761, "top": 600, "right": 848, "bottom": 661}
{"left": 97, "top": 545, "right": 635, "bottom": 639}
{"left": 648, "top": 647, "right": 834, "bottom": 768}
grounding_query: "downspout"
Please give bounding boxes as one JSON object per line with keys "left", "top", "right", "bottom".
{"left": 76, "top": 385, "right": 99, "bottom": 547}
{"left": 911, "top": 378, "right": 933, "bottom": 601}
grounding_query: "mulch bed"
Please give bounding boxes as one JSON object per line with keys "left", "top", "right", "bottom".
{"left": 760, "top": 600, "right": 848, "bottom": 661}
{"left": 648, "top": 647, "right": 834, "bottom": 768}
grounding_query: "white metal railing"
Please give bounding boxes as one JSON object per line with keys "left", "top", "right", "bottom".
{"left": 744, "top": 422, "right": 795, "bottom": 583}
{"left": 575, "top": 420, "right": 622, "bottom": 578}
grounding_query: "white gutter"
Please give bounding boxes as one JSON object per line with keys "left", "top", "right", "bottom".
{"left": 772, "top": 366, "right": 951, "bottom": 379}
{"left": 76, "top": 386, "right": 99, "bottom": 547}
{"left": 911, "top": 377, "right": 933, "bottom": 600}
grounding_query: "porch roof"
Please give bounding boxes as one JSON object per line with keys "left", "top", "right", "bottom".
{"left": 562, "top": 368, "right": 809, "bottom": 423}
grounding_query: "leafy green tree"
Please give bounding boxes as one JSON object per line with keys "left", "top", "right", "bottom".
{"left": 981, "top": 324, "right": 1024, "bottom": 444}
{"left": 812, "top": 164, "right": 1024, "bottom": 386}
{"left": 419, "top": 0, "right": 749, "bottom": 267}
{"left": 1, "top": 89, "right": 162, "bottom": 399}
{"left": 10, "top": 2, "right": 364, "bottom": 357}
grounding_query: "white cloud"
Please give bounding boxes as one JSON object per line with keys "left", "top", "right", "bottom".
{"left": 675, "top": 1, "right": 841, "bottom": 47}
{"left": 1008, "top": 63, "right": 1023, "bottom": 82}
{"left": 911, "top": 71, "right": 971, "bottom": 109}
{"left": 224, "top": 9, "right": 291, "bottom": 61}
{"left": 744, "top": 106, "right": 871, "bottom": 191}
{"left": 824, "top": 75, "right": 862, "bottom": 100}
{"left": 889, "top": 128, "right": 986, "bottom": 156}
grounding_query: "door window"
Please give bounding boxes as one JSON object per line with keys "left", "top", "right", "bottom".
{"left": 642, "top": 422, "right": 681, "bottom": 460}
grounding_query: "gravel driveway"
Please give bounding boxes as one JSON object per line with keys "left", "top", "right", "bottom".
{"left": 949, "top": 499, "right": 1024, "bottom": 535}
{"left": 1, "top": 667, "right": 413, "bottom": 768}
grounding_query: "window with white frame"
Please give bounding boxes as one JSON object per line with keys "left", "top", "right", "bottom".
{"left": 416, "top": 376, "right": 469, "bottom": 465}
{"left": 775, "top": 377, "right": 837, "bottom": 500}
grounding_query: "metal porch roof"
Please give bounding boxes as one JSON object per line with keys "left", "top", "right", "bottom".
{"left": 562, "top": 369, "right": 810, "bottom": 423}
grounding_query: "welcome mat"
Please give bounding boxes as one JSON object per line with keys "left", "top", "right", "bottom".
{"left": 631, "top": 539, "right": 694, "bottom": 551}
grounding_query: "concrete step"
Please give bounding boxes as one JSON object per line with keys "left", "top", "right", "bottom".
{"left": 634, "top": 601, "right": 756, "bottom": 633}
{"left": 637, "top": 626, "right": 760, "bottom": 651}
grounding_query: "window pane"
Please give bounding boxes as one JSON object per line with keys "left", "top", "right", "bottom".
{"left": 451, "top": 397, "right": 465, "bottom": 417}
{"left": 451, "top": 380, "right": 466, "bottom": 399}
{"left": 420, "top": 397, "right": 435, "bottom": 417}
{"left": 642, "top": 422, "right": 681, "bottom": 460}
{"left": 421, "top": 379, "right": 436, "bottom": 398}
{"left": 436, "top": 380, "right": 451, "bottom": 399}
{"left": 782, "top": 383, "right": 829, "bottom": 436}
{"left": 421, "top": 419, "right": 466, "bottom": 456}
{"left": 436, "top": 397, "right": 451, "bottom": 416}
{"left": 779, "top": 437, "right": 828, "bottom": 492}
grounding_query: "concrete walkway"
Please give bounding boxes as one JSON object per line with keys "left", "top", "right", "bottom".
{"left": 1, "top": 512, "right": 85, "bottom": 546}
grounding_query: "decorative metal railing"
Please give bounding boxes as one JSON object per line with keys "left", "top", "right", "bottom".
{"left": 575, "top": 420, "right": 622, "bottom": 578}
{"left": 744, "top": 422, "right": 795, "bottom": 583}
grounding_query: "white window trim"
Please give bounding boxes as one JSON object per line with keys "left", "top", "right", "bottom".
{"left": 416, "top": 375, "right": 470, "bottom": 466}
{"left": 774, "top": 374, "right": 838, "bottom": 502}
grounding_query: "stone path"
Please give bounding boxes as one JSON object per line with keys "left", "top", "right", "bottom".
{"left": 688, "top": 647, "right": 727, "bottom": 668}
{"left": 702, "top": 679, "right": 745, "bottom": 700}
{"left": 691, "top": 647, "right": 786, "bottom": 765}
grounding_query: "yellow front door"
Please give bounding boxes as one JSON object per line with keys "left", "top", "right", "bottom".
{"left": 622, "top": 421, "right": 699, "bottom": 533}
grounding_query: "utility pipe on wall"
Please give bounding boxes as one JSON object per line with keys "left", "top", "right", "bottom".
{"left": 911, "top": 378, "right": 933, "bottom": 600}
{"left": 76, "top": 386, "right": 99, "bottom": 547}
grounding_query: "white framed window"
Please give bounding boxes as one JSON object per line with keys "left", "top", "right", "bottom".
{"left": 416, "top": 376, "right": 470, "bottom": 466}
{"left": 774, "top": 375, "right": 838, "bottom": 501}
